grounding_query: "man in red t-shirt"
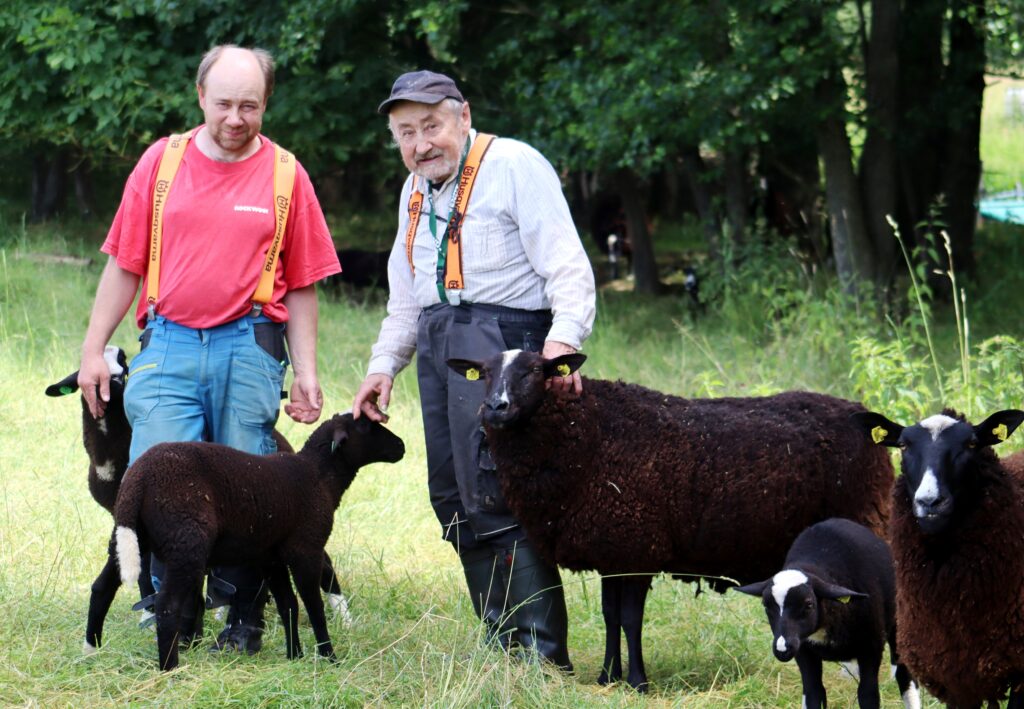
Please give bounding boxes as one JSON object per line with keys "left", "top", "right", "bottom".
{"left": 77, "top": 45, "right": 340, "bottom": 654}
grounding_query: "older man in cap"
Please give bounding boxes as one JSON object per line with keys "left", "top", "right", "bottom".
{"left": 353, "top": 70, "right": 595, "bottom": 669}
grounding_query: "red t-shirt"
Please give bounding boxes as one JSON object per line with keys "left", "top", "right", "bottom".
{"left": 103, "top": 127, "right": 340, "bottom": 329}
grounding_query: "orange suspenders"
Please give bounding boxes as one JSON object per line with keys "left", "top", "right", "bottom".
{"left": 404, "top": 133, "right": 495, "bottom": 298}
{"left": 146, "top": 130, "right": 297, "bottom": 320}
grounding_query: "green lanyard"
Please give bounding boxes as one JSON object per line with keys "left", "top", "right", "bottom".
{"left": 426, "top": 137, "right": 471, "bottom": 304}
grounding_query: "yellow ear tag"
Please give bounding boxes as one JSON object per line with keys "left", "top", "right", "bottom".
{"left": 466, "top": 368, "right": 480, "bottom": 382}
{"left": 871, "top": 426, "right": 887, "bottom": 444}
{"left": 837, "top": 596, "right": 851, "bottom": 604}
{"left": 556, "top": 364, "right": 571, "bottom": 377}
{"left": 994, "top": 423, "right": 1008, "bottom": 441}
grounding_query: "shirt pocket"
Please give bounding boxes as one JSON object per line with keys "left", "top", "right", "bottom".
{"left": 459, "top": 220, "right": 509, "bottom": 274}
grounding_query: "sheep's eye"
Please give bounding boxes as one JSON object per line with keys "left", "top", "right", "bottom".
{"left": 967, "top": 440, "right": 977, "bottom": 449}
{"left": 532, "top": 366, "right": 542, "bottom": 374}
{"left": 898, "top": 442, "right": 907, "bottom": 451}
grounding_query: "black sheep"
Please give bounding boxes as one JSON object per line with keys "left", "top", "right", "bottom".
{"left": 736, "top": 518, "right": 919, "bottom": 708}
{"left": 114, "top": 412, "right": 404, "bottom": 670}
{"left": 853, "top": 408, "right": 1024, "bottom": 708}
{"left": 47, "top": 348, "right": 353, "bottom": 651}
{"left": 447, "top": 350, "right": 892, "bottom": 692}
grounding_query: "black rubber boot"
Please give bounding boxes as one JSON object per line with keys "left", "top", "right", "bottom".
{"left": 459, "top": 547, "right": 512, "bottom": 649}
{"left": 210, "top": 568, "right": 267, "bottom": 655}
{"left": 501, "top": 540, "right": 573, "bottom": 672}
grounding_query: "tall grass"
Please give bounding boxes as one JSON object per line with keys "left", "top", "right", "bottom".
{"left": 6, "top": 213, "right": 1024, "bottom": 707}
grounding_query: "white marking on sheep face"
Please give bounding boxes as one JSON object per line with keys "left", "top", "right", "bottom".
{"left": 913, "top": 467, "right": 940, "bottom": 515}
{"left": 776, "top": 636, "right": 787, "bottom": 653}
{"left": 495, "top": 349, "right": 524, "bottom": 406}
{"left": 94, "top": 460, "right": 115, "bottom": 482}
{"left": 920, "top": 414, "right": 957, "bottom": 440}
{"left": 771, "top": 569, "right": 808, "bottom": 617}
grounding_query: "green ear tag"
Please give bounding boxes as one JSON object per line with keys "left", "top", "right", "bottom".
{"left": 556, "top": 364, "right": 571, "bottom": 377}
{"left": 994, "top": 423, "right": 1009, "bottom": 441}
{"left": 466, "top": 368, "right": 480, "bottom": 381}
{"left": 871, "top": 426, "right": 887, "bottom": 444}
{"left": 60, "top": 386, "right": 74, "bottom": 395}
{"left": 837, "top": 596, "right": 851, "bottom": 604}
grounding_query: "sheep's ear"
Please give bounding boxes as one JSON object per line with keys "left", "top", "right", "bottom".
{"left": 543, "top": 353, "right": 587, "bottom": 379}
{"left": 850, "top": 411, "right": 903, "bottom": 447}
{"left": 974, "top": 410, "right": 1024, "bottom": 447}
{"left": 447, "top": 358, "right": 486, "bottom": 382}
{"left": 812, "top": 578, "right": 868, "bottom": 603}
{"left": 331, "top": 428, "right": 349, "bottom": 453}
{"left": 734, "top": 579, "right": 771, "bottom": 597}
{"left": 45, "top": 371, "right": 80, "bottom": 397}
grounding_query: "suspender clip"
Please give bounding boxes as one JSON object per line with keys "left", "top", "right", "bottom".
{"left": 250, "top": 302, "right": 264, "bottom": 317}
{"left": 146, "top": 301, "right": 156, "bottom": 322}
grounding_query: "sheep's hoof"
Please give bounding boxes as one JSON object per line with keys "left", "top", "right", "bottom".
{"left": 597, "top": 666, "right": 621, "bottom": 685}
{"left": 210, "top": 623, "right": 263, "bottom": 655}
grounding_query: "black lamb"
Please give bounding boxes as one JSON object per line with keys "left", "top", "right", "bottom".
{"left": 853, "top": 408, "right": 1024, "bottom": 708}
{"left": 113, "top": 412, "right": 405, "bottom": 670}
{"left": 736, "top": 517, "right": 919, "bottom": 708}
{"left": 48, "top": 347, "right": 352, "bottom": 651}
{"left": 447, "top": 350, "right": 893, "bottom": 692}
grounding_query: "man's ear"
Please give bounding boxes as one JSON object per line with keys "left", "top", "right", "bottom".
{"left": 447, "top": 358, "right": 486, "bottom": 382}
{"left": 850, "top": 411, "right": 904, "bottom": 447}
{"left": 542, "top": 353, "right": 587, "bottom": 379}
{"left": 974, "top": 410, "right": 1024, "bottom": 447}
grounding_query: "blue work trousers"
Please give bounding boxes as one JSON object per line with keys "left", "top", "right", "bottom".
{"left": 124, "top": 314, "right": 286, "bottom": 464}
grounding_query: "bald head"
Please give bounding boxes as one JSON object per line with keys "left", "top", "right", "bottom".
{"left": 196, "top": 45, "right": 275, "bottom": 102}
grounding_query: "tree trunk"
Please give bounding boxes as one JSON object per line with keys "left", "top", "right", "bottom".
{"left": 940, "top": 0, "right": 985, "bottom": 279}
{"left": 723, "top": 147, "right": 749, "bottom": 248}
{"left": 612, "top": 169, "right": 662, "bottom": 294}
{"left": 816, "top": 74, "right": 876, "bottom": 294}
{"left": 859, "top": 0, "right": 901, "bottom": 285}
{"left": 679, "top": 144, "right": 722, "bottom": 265}
{"left": 31, "top": 149, "right": 68, "bottom": 222}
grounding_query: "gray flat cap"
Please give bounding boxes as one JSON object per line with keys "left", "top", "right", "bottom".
{"left": 378, "top": 70, "right": 465, "bottom": 114}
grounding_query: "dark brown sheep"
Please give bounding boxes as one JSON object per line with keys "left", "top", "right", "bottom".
{"left": 853, "top": 408, "right": 1024, "bottom": 707}
{"left": 47, "top": 348, "right": 352, "bottom": 652}
{"left": 114, "top": 412, "right": 405, "bottom": 670}
{"left": 448, "top": 350, "right": 893, "bottom": 692}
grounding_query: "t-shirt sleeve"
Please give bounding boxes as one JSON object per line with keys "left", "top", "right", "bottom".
{"left": 101, "top": 140, "right": 168, "bottom": 276}
{"left": 281, "top": 163, "right": 340, "bottom": 290}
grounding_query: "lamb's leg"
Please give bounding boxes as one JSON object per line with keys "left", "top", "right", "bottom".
{"left": 264, "top": 563, "right": 302, "bottom": 659}
{"left": 621, "top": 574, "right": 651, "bottom": 693}
{"left": 854, "top": 650, "right": 882, "bottom": 709}
{"left": 289, "top": 557, "right": 336, "bottom": 661}
{"left": 155, "top": 571, "right": 199, "bottom": 671}
{"left": 85, "top": 552, "right": 121, "bottom": 652}
{"left": 598, "top": 575, "right": 624, "bottom": 685}
{"left": 794, "top": 651, "right": 826, "bottom": 709}
{"left": 178, "top": 584, "right": 205, "bottom": 650}
{"left": 320, "top": 552, "right": 353, "bottom": 626}
{"left": 889, "top": 632, "right": 920, "bottom": 709}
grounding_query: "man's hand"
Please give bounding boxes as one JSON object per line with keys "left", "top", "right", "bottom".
{"left": 542, "top": 340, "right": 583, "bottom": 396}
{"left": 285, "top": 372, "right": 324, "bottom": 424}
{"left": 352, "top": 374, "right": 393, "bottom": 422}
{"left": 78, "top": 351, "right": 111, "bottom": 419}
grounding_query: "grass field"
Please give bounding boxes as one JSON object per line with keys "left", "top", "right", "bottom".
{"left": 5, "top": 211, "right": 1024, "bottom": 708}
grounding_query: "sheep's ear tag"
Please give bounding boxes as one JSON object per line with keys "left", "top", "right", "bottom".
{"left": 871, "top": 426, "right": 888, "bottom": 444}
{"left": 60, "top": 385, "right": 74, "bottom": 395}
{"left": 993, "top": 423, "right": 1009, "bottom": 442}
{"left": 465, "top": 368, "right": 480, "bottom": 381}
{"left": 837, "top": 595, "right": 852, "bottom": 604}
{"left": 556, "top": 364, "right": 571, "bottom": 377}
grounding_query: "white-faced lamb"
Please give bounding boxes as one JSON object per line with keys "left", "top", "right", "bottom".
{"left": 736, "top": 517, "right": 919, "bottom": 709}
{"left": 113, "top": 412, "right": 405, "bottom": 670}
{"left": 447, "top": 350, "right": 893, "bottom": 692}
{"left": 852, "top": 408, "right": 1024, "bottom": 708}
{"left": 47, "top": 347, "right": 351, "bottom": 653}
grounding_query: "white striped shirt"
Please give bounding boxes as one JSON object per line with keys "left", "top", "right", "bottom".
{"left": 366, "top": 130, "right": 596, "bottom": 378}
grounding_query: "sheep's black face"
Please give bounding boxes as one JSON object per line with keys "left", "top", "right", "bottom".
{"left": 331, "top": 413, "right": 405, "bottom": 469}
{"left": 853, "top": 409, "right": 1024, "bottom": 535}
{"left": 478, "top": 351, "right": 550, "bottom": 430}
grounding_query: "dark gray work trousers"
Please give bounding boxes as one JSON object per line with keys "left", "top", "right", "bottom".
{"left": 416, "top": 302, "right": 552, "bottom": 554}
